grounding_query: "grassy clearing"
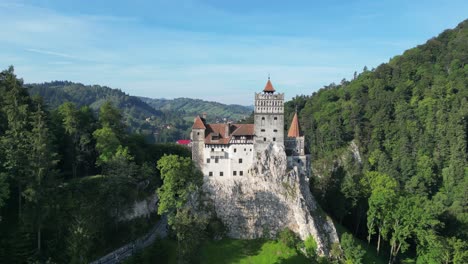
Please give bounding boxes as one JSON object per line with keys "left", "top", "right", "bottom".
{"left": 126, "top": 238, "right": 309, "bottom": 264}
{"left": 200, "top": 238, "right": 309, "bottom": 264}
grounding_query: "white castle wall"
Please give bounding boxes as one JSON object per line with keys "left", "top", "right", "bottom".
{"left": 201, "top": 144, "right": 254, "bottom": 179}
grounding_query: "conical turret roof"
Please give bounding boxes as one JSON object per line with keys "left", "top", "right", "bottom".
{"left": 192, "top": 116, "right": 206, "bottom": 129}
{"left": 263, "top": 79, "right": 275, "bottom": 93}
{"left": 287, "top": 112, "right": 301, "bottom": 137}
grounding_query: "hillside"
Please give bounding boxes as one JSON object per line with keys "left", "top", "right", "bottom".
{"left": 27, "top": 82, "right": 254, "bottom": 142}
{"left": 287, "top": 19, "right": 468, "bottom": 263}
{"left": 139, "top": 97, "right": 253, "bottom": 123}
{"left": 26, "top": 81, "right": 190, "bottom": 142}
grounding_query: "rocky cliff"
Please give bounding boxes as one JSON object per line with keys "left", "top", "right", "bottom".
{"left": 203, "top": 143, "right": 339, "bottom": 255}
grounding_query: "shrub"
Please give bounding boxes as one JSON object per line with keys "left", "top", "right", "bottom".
{"left": 304, "top": 235, "right": 318, "bottom": 259}
{"left": 278, "top": 228, "right": 299, "bottom": 248}
{"left": 341, "top": 233, "right": 365, "bottom": 264}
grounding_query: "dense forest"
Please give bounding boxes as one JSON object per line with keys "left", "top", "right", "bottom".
{"left": 0, "top": 68, "right": 190, "bottom": 263}
{"left": 27, "top": 82, "right": 191, "bottom": 143}
{"left": 286, "top": 19, "right": 468, "bottom": 263}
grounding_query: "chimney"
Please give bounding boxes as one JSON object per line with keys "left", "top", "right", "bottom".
{"left": 202, "top": 112, "right": 207, "bottom": 119}
{"left": 225, "top": 122, "right": 230, "bottom": 138}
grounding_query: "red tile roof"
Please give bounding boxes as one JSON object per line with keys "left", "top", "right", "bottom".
{"left": 287, "top": 112, "right": 301, "bottom": 138}
{"left": 263, "top": 79, "right": 275, "bottom": 93}
{"left": 231, "top": 124, "right": 254, "bottom": 136}
{"left": 192, "top": 116, "right": 206, "bottom": 129}
{"left": 203, "top": 123, "right": 255, "bottom": 145}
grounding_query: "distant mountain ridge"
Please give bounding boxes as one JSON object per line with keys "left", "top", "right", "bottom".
{"left": 26, "top": 81, "right": 253, "bottom": 142}
{"left": 26, "top": 81, "right": 165, "bottom": 131}
{"left": 139, "top": 97, "right": 253, "bottom": 123}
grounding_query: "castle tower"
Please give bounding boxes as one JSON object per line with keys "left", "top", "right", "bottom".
{"left": 191, "top": 116, "right": 206, "bottom": 168}
{"left": 286, "top": 112, "right": 305, "bottom": 156}
{"left": 254, "top": 78, "right": 284, "bottom": 156}
{"left": 285, "top": 111, "right": 310, "bottom": 175}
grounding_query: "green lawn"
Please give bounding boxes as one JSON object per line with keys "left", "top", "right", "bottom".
{"left": 126, "top": 238, "right": 310, "bottom": 264}
{"left": 200, "top": 239, "right": 309, "bottom": 264}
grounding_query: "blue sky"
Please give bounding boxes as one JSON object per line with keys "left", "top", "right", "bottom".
{"left": 1, "top": 0, "right": 467, "bottom": 105}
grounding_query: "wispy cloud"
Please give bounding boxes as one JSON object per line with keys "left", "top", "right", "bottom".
{"left": 2, "top": 0, "right": 467, "bottom": 104}
{"left": 26, "top": 48, "right": 79, "bottom": 60}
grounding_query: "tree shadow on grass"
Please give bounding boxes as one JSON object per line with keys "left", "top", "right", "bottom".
{"left": 274, "top": 252, "right": 310, "bottom": 264}
{"left": 199, "top": 238, "right": 264, "bottom": 264}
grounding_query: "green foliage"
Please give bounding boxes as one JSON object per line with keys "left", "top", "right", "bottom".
{"left": 156, "top": 155, "right": 203, "bottom": 219}
{"left": 341, "top": 233, "right": 365, "bottom": 264}
{"left": 156, "top": 154, "right": 206, "bottom": 263}
{"left": 278, "top": 228, "right": 299, "bottom": 249}
{"left": 93, "top": 126, "right": 122, "bottom": 165}
{"left": 304, "top": 235, "right": 318, "bottom": 259}
{"left": 292, "top": 19, "right": 468, "bottom": 263}
{"left": 0, "top": 68, "right": 190, "bottom": 262}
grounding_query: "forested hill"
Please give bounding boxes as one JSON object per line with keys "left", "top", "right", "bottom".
{"left": 27, "top": 81, "right": 167, "bottom": 132}
{"left": 288, "top": 19, "right": 468, "bottom": 262}
{"left": 27, "top": 82, "right": 253, "bottom": 142}
{"left": 139, "top": 97, "right": 253, "bottom": 123}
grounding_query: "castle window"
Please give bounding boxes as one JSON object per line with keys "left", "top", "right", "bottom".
{"left": 263, "top": 137, "right": 266, "bottom": 141}
{"left": 244, "top": 148, "right": 246, "bottom": 151}
{"left": 207, "top": 158, "right": 210, "bottom": 163}
{"left": 211, "top": 148, "right": 214, "bottom": 152}
{"left": 215, "top": 158, "right": 219, "bottom": 163}
{"left": 197, "top": 132, "right": 200, "bottom": 135}
{"left": 220, "top": 172, "right": 224, "bottom": 176}
{"left": 262, "top": 117, "right": 265, "bottom": 120}
{"left": 221, "top": 149, "right": 224, "bottom": 152}
{"left": 239, "top": 171, "right": 243, "bottom": 176}
{"left": 250, "top": 149, "right": 252, "bottom": 151}
{"left": 233, "top": 171, "right": 237, "bottom": 176}
{"left": 261, "top": 129, "right": 265, "bottom": 132}
{"left": 234, "top": 148, "right": 237, "bottom": 153}
{"left": 273, "top": 129, "right": 277, "bottom": 132}
{"left": 209, "top": 172, "right": 213, "bottom": 176}
{"left": 274, "top": 117, "right": 277, "bottom": 120}
{"left": 239, "top": 158, "right": 243, "bottom": 163}
{"left": 273, "top": 137, "right": 276, "bottom": 141}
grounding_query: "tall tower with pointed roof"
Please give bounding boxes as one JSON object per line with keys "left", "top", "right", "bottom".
{"left": 254, "top": 78, "right": 285, "bottom": 156}
{"left": 285, "top": 111, "right": 310, "bottom": 175}
{"left": 191, "top": 116, "right": 206, "bottom": 168}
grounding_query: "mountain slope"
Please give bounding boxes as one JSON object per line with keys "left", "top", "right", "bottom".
{"left": 26, "top": 81, "right": 184, "bottom": 142}
{"left": 287, "top": 19, "right": 468, "bottom": 262}
{"left": 140, "top": 97, "right": 253, "bottom": 123}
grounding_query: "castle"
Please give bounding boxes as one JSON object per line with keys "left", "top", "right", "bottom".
{"left": 191, "top": 78, "right": 310, "bottom": 178}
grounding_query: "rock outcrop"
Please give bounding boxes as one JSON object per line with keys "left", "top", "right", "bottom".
{"left": 120, "top": 193, "right": 159, "bottom": 221}
{"left": 203, "top": 143, "right": 339, "bottom": 255}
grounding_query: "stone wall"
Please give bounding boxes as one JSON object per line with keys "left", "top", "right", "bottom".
{"left": 202, "top": 142, "right": 339, "bottom": 256}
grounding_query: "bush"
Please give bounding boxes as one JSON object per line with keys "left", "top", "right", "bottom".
{"left": 304, "top": 236, "right": 318, "bottom": 259}
{"left": 341, "top": 233, "right": 365, "bottom": 264}
{"left": 278, "top": 228, "right": 299, "bottom": 248}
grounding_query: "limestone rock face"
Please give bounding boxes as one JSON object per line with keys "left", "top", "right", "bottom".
{"left": 203, "top": 143, "right": 339, "bottom": 255}
{"left": 120, "top": 193, "right": 159, "bottom": 221}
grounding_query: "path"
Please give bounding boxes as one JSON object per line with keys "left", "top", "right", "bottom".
{"left": 89, "top": 215, "right": 168, "bottom": 264}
